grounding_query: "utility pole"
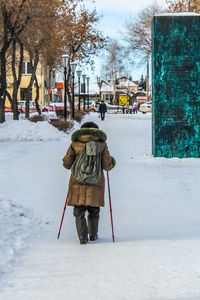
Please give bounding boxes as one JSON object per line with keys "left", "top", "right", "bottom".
{"left": 146, "top": 60, "right": 149, "bottom": 102}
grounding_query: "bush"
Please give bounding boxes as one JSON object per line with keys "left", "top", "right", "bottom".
{"left": 29, "top": 115, "right": 45, "bottom": 122}
{"left": 56, "top": 107, "right": 86, "bottom": 123}
{"left": 50, "top": 119, "right": 73, "bottom": 132}
{"left": 73, "top": 110, "right": 85, "bottom": 122}
{"left": 55, "top": 109, "right": 65, "bottom": 119}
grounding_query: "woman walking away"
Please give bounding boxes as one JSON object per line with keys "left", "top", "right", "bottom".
{"left": 62, "top": 122, "right": 116, "bottom": 244}
{"left": 99, "top": 101, "right": 107, "bottom": 120}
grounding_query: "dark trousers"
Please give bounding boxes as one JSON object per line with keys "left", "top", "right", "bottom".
{"left": 100, "top": 112, "right": 105, "bottom": 120}
{"left": 73, "top": 206, "right": 100, "bottom": 239}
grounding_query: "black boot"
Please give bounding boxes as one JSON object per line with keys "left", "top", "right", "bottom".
{"left": 80, "top": 235, "right": 89, "bottom": 244}
{"left": 87, "top": 207, "right": 100, "bottom": 242}
{"left": 89, "top": 233, "right": 98, "bottom": 241}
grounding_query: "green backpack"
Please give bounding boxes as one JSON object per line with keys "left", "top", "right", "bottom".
{"left": 71, "top": 141, "right": 102, "bottom": 185}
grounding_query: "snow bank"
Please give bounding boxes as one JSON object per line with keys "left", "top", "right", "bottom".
{"left": 1, "top": 112, "right": 91, "bottom": 142}
{"left": 0, "top": 120, "right": 65, "bottom": 142}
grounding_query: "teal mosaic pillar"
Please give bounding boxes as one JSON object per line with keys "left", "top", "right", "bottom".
{"left": 152, "top": 14, "right": 200, "bottom": 158}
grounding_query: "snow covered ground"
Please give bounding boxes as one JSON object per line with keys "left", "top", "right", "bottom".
{"left": 0, "top": 112, "right": 200, "bottom": 300}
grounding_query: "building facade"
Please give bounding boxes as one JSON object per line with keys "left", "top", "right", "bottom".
{"left": 6, "top": 51, "right": 54, "bottom": 108}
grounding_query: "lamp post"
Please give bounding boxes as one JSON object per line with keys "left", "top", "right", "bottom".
{"left": 97, "top": 76, "right": 101, "bottom": 101}
{"left": 62, "top": 54, "right": 69, "bottom": 119}
{"left": 76, "top": 70, "right": 82, "bottom": 110}
{"left": 86, "top": 76, "right": 90, "bottom": 110}
{"left": 70, "top": 62, "right": 77, "bottom": 120}
{"left": 82, "top": 74, "right": 86, "bottom": 111}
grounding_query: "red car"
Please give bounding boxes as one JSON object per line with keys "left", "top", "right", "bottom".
{"left": 75, "top": 100, "right": 99, "bottom": 112}
{"left": 50, "top": 103, "right": 70, "bottom": 111}
{"left": 5, "top": 106, "right": 13, "bottom": 113}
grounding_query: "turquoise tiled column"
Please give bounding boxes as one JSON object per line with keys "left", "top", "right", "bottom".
{"left": 152, "top": 14, "right": 200, "bottom": 158}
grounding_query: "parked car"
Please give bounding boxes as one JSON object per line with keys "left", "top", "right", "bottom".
{"left": 39, "top": 104, "right": 53, "bottom": 112}
{"left": 76, "top": 100, "right": 99, "bottom": 112}
{"left": 50, "top": 103, "right": 70, "bottom": 111}
{"left": 139, "top": 101, "right": 152, "bottom": 113}
{"left": 17, "top": 100, "right": 37, "bottom": 113}
{"left": 5, "top": 106, "right": 13, "bottom": 113}
{"left": 5, "top": 101, "right": 52, "bottom": 113}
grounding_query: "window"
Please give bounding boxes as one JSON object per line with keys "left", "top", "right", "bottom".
{"left": 17, "top": 101, "right": 25, "bottom": 106}
{"left": 22, "top": 62, "right": 26, "bottom": 74}
{"left": 22, "top": 62, "right": 32, "bottom": 75}
{"left": 20, "top": 88, "right": 32, "bottom": 101}
{"left": 27, "top": 62, "right": 32, "bottom": 74}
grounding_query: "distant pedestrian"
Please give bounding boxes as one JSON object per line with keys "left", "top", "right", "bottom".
{"left": 133, "top": 102, "right": 138, "bottom": 114}
{"left": 126, "top": 102, "right": 129, "bottom": 114}
{"left": 99, "top": 101, "right": 107, "bottom": 120}
{"left": 62, "top": 122, "right": 116, "bottom": 244}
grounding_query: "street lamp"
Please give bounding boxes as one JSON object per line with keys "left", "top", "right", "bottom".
{"left": 97, "top": 76, "right": 101, "bottom": 101}
{"left": 86, "top": 77, "right": 90, "bottom": 110}
{"left": 76, "top": 70, "right": 82, "bottom": 110}
{"left": 62, "top": 54, "right": 69, "bottom": 119}
{"left": 82, "top": 74, "right": 86, "bottom": 111}
{"left": 70, "top": 62, "right": 77, "bottom": 120}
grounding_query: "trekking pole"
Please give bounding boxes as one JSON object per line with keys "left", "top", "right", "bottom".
{"left": 107, "top": 171, "right": 115, "bottom": 242}
{"left": 57, "top": 191, "right": 69, "bottom": 239}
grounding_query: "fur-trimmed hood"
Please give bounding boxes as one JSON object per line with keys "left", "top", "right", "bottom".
{"left": 71, "top": 128, "right": 107, "bottom": 142}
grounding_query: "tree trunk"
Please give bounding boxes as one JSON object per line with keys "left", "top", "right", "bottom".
{"left": 34, "top": 76, "right": 41, "bottom": 115}
{"left": 0, "top": 5, "right": 12, "bottom": 123}
{"left": 0, "top": 100, "right": 5, "bottom": 123}
{"left": 11, "top": 39, "right": 19, "bottom": 120}
{"left": 0, "top": 47, "right": 8, "bottom": 123}
{"left": 12, "top": 38, "right": 24, "bottom": 120}
{"left": 25, "top": 50, "right": 39, "bottom": 118}
{"left": 6, "top": 90, "right": 13, "bottom": 107}
{"left": 25, "top": 97, "right": 30, "bottom": 119}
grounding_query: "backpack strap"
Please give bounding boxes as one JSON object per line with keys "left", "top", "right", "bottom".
{"left": 85, "top": 141, "right": 100, "bottom": 156}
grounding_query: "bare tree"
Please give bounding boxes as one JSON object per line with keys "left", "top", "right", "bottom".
{"left": 122, "top": 3, "right": 163, "bottom": 62}
{"left": 100, "top": 38, "right": 126, "bottom": 79}
{"left": 122, "top": 3, "right": 164, "bottom": 100}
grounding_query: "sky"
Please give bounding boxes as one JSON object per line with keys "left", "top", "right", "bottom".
{"left": 83, "top": 0, "right": 168, "bottom": 81}
{"left": 93, "top": 0, "right": 166, "bottom": 37}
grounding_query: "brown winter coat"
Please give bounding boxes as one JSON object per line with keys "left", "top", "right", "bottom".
{"left": 63, "top": 128, "right": 115, "bottom": 207}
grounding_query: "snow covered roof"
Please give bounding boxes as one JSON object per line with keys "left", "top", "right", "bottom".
{"left": 155, "top": 12, "right": 200, "bottom": 17}
{"left": 116, "top": 77, "right": 138, "bottom": 88}
{"left": 101, "top": 81, "right": 113, "bottom": 93}
{"left": 73, "top": 77, "right": 138, "bottom": 95}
